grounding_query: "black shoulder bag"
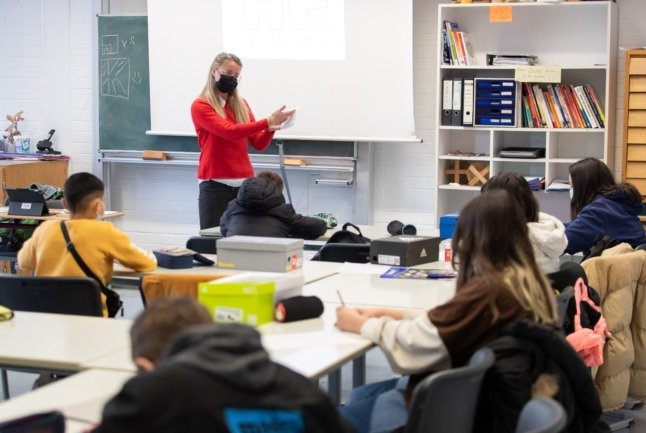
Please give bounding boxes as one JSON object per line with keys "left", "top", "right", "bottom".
{"left": 60, "top": 221, "right": 123, "bottom": 317}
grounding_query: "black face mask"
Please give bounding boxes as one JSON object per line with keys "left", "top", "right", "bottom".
{"left": 216, "top": 74, "right": 238, "bottom": 94}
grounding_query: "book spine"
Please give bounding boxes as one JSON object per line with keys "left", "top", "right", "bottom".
{"left": 570, "top": 85, "right": 592, "bottom": 128}
{"left": 549, "top": 85, "right": 569, "bottom": 128}
{"left": 544, "top": 87, "right": 563, "bottom": 128}
{"left": 554, "top": 85, "right": 573, "bottom": 128}
{"left": 533, "top": 84, "right": 552, "bottom": 128}
{"left": 575, "top": 85, "right": 599, "bottom": 128}
{"left": 522, "top": 96, "right": 532, "bottom": 128}
{"left": 584, "top": 84, "right": 605, "bottom": 127}
{"left": 444, "top": 21, "right": 459, "bottom": 66}
{"left": 442, "top": 30, "right": 451, "bottom": 65}
{"left": 453, "top": 31, "right": 467, "bottom": 66}
{"left": 523, "top": 82, "right": 541, "bottom": 128}
{"left": 562, "top": 85, "right": 584, "bottom": 128}
{"left": 461, "top": 33, "right": 477, "bottom": 66}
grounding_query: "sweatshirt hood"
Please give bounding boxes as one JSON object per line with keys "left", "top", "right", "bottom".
{"left": 160, "top": 323, "right": 277, "bottom": 391}
{"left": 528, "top": 212, "right": 568, "bottom": 258}
{"left": 603, "top": 189, "right": 643, "bottom": 216}
{"left": 236, "top": 177, "right": 285, "bottom": 212}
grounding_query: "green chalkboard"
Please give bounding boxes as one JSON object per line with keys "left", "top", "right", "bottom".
{"left": 97, "top": 15, "right": 353, "bottom": 157}
{"left": 98, "top": 15, "right": 198, "bottom": 152}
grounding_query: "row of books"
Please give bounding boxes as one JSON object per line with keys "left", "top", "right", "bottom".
{"left": 442, "top": 21, "right": 476, "bottom": 66}
{"left": 521, "top": 83, "right": 605, "bottom": 129}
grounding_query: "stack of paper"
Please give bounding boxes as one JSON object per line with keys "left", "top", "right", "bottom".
{"left": 546, "top": 179, "right": 571, "bottom": 192}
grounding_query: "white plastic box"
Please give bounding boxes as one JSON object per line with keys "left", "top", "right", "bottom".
{"left": 216, "top": 236, "right": 303, "bottom": 272}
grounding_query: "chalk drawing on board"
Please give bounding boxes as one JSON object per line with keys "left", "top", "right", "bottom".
{"left": 101, "top": 58, "right": 130, "bottom": 99}
{"left": 101, "top": 35, "right": 119, "bottom": 55}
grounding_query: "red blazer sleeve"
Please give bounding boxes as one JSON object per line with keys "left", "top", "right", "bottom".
{"left": 191, "top": 99, "right": 270, "bottom": 141}
{"left": 244, "top": 99, "right": 274, "bottom": 151}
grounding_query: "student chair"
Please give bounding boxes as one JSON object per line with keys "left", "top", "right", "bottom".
{"left": 0, "top": 410, "right": 65, "bottom": 433}
{"left": 186, "top": 236, "right": 217, "bottom": 254}
{"left": 515, "top": 398, "right": 567, "bottom": 433}
{"left": 0, "top": 275, "right": 102, "bottom": 316}
{"left": 405, "top": 347, "right": 495, "bottom": 433}
{"left": 0, "top": 275, "right": 103, "bottom": 399}
{"left": 315, "top": 243, "right": 371, "bottom": 263}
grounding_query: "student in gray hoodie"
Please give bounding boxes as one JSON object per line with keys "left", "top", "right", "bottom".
{"left": 94, "top": 297, "right": 350, "bottom": 433}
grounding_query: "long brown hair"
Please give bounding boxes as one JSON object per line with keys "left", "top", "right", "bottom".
{"left": 569, "top": 157, "right": 642, "bottom": 220}
{"left": 197, "top": 52, "right": 250, "bottom": 124}
{"left": 481, "top": 171, "right": 539, "bottom": 222}
{"left": 452, "top": 190, "right": 556, "bottom": 324}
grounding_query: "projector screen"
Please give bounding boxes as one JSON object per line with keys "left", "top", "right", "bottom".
{"left": 148, "top": 0, "right": 416, "bottom": 142}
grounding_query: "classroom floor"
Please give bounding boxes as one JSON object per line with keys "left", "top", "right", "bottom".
{"left": 1, "top": 287, "right": 645, "bottom": 433}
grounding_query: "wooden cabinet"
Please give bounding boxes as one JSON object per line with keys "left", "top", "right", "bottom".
{"left": 622, "top": 50, "right": 646, "bottom": 197}
{"left": 435, "top": 2, "right": 617, "bottom": 223}
{"left": 0, "top": 160, "right": 69, "bottom": 204}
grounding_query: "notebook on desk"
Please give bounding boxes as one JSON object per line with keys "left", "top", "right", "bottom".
{"left": 5, "top": 188, "right": 50, "bottom": 216}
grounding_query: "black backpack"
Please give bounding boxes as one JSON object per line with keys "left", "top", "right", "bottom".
{"left": 310, "top": 223, "right": 371, "bottom": 261}
{"left": 581, "top": 234, "right": 620, "bottom": 262}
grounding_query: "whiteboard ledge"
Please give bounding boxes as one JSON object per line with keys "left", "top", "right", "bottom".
{"left": 146, "top": 130, "right": 421, "bottom": 143}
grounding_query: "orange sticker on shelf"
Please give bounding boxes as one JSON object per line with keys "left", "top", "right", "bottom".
{"left": 490, "top": 6, "right": 512, "bottom": 23}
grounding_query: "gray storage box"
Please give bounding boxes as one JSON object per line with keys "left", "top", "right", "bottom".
{"left": 370, "top": 235, "right": 440, "bottom": 267}
{"left": 216, "top": 236, "right": 304, "bottom": 272}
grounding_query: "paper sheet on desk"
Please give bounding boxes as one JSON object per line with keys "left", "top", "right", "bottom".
{"left": 262, "top": 332, "right": 366, "bottom": 352}
{"left": 338, "top": 262, "right": 392, "bottom": 275}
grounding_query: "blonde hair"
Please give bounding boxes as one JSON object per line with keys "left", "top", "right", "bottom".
{"left": 198, "top": 52, "right": 250, "bottom": 124}
{"left": 453, "top": 191, "right": 557, "bottom": 325}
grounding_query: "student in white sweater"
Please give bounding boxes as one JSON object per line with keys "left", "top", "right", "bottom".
{"left": 481, "top": 172, "right": 567, "bottom": 274}
{"left": 335, "top": 191, "right": 559, "bottom": 433}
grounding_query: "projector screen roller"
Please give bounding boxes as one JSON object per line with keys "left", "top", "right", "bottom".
{"left": 148, "top": 0, "right": 416, "bottom": 142}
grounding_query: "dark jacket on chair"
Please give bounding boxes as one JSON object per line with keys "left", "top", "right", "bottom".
{"left": 219, "top": 177, "right": 327, "bottom": 240}
{"left": 94, "top": 323, "right": 350, "bottom": 433}
{"left": 475, "top": 320, "right": 607, "bottom": 433}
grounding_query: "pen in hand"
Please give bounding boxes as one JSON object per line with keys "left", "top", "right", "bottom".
{"left": 336, "top": 289, "right": 346, "bottom": 307}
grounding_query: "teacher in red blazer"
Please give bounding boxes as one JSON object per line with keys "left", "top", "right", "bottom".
{"left": 191, "top": 52, "right": 294, "bottom": 229}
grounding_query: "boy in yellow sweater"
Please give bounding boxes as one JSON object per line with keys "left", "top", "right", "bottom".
{"left": 18, "top": 172, "right": 157, "bottom": 316}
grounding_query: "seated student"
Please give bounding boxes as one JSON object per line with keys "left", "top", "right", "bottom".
{"left": 335, "top": 190, "right": 559, "bottom": 433}
{"left": 17, "top": 172, "right": 156, "bottom": 317}
{"left": 566, "top": 157, "right": 646, "bottom": 255}
{"left": 481, "top": 171, "right": 567, "bottom": 273}
{"left": 219, "top": 170, "right": 327, "bottom": 239}
{"left": 94, "top": 297, "right": 351, "bottom": 433}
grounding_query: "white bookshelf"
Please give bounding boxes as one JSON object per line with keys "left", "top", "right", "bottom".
{"left": 435, "top": 1, "right": 617, "bottom": 223}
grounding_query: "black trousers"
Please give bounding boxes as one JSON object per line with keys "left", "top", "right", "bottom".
{"left": 198, "top": 181, "right": 239, "bottom": 229}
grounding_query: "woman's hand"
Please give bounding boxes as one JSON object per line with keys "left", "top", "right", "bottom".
{"left": 267, "top": 105, "right": 296, "bottom": 131}
{"left": 335, "top": 306, "right": 368, "bottom": 333}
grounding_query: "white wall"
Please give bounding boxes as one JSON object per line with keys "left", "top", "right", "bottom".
{"left": 1, "top": 0, "right": 643, "bottom": 251}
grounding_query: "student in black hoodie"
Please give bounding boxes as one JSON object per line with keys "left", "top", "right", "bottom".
{"left": 219, "top": 171, "right": 327, "bottom": 239}
{"left": 94, "top": 297, "right": 350, "bottom": 433}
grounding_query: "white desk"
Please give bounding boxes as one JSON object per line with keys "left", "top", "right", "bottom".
{"left": 0, "top": 369, "right": 133, "bottom": 432}
{"left": 84, "top": 304, "right": 370, "bottom": 379}
{"left": 0, "top": 312, "right": 131, "bottom": 373}
{"left": 83, "top": 305, "right": 372, "bottom": 405}
{"left": 303, "top": 272, "right": 456, "bottom": 310}
{"left": 113, "top": 258, "right": 342, "bottom": 286}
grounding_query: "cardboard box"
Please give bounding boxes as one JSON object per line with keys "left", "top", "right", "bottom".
{"left": 198, "top": 280, "right": 275, "bottom": 326}
{"left": 208, "top": 272, "right": 303, "bottom": 303}
{"left": 216, "top": 236, "right": 303, "bottom": 272}
{"left": 370, "top": 235, "right": 441, "bottom": 267}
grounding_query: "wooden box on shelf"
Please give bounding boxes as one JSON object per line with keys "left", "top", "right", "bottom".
{"left": 444, "top": 160, "right": 489, "bottom": 186}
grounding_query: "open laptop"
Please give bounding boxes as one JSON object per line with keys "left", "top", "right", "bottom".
{"left": 6, "top": 188, "right": 50, "bottom": 216}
